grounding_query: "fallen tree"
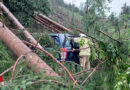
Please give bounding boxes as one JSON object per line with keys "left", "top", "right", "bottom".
{"left": 34, "top": 14, "right": 72, "bottom": 33}
{"left": 0, "top": 22, "right": 58, "bottom": 77}
{"left": 0, "top": 2, "right": 42, "bottom": 48}
{"left": 23, "top": 40, "right": 77, "bottom": 84}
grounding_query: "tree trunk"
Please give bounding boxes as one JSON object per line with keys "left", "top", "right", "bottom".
{"left": 0, "top": 23, "right": 58, "bottom": 77}
{"left": 0, "top": 2, "right": 42, "bottom": 48}
{"left": 38, "top": 14, "right": 72, "bottom": 33}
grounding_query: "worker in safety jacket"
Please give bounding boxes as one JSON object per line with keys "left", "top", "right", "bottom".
{"left": 73, "top": 34, "right": 91, "bottom": 70}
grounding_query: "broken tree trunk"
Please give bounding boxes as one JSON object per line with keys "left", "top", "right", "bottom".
{"left": 0, "top": 2, "right": 42, "bottom": 48}
{"left": 0, "top": 23, "right": 58, "bottom": 77}
{"left": 38, "top": 14, "right": 72, "bottom": 33}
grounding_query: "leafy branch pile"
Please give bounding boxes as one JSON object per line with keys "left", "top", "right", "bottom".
{"left": 0, "top": 0, "right": 130, "bottom": 90}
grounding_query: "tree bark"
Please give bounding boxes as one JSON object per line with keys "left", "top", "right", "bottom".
{"left": 0, "top": 23, "right": 58, "bottom": 77}
{"left": 38, "top": 14, "right": 72, "bottom": 33}
{"left": 0, "top": 2, "right": 42, "bottom": 48}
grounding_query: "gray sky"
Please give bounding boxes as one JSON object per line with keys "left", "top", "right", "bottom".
{"left": 64, "top": 0, "right": 130, "bottom": 16}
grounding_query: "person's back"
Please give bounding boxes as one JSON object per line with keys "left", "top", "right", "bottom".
{"left": 74, "top": 37, "right": 91, "bottom": 70}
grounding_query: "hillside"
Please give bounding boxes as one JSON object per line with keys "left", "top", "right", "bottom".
{"left": 50, "top": 0, "right": 84, "bottom": 31}
{"left": 25, "top": 1, "right": 84, "bottom": 34}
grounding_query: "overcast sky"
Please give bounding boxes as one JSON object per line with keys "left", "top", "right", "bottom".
{"left": 64, "top": 0, "right": 130, "bottom": 16}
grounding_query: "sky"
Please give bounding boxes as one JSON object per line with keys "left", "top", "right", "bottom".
{"left": 64, "top": 0, "right": 130, "bottom": 16}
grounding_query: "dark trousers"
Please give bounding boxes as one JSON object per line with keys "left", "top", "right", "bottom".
{"left": 73, "top": 51, "right": 80, "bottom": 72}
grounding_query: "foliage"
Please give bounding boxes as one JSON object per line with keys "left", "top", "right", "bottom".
{"left": 53, "top": 0, "right": 84, "bottom": 16}
{"left": 0, "top": 40, "right": 16, "bottom": 74}
{"left": 0, "top": 0, "right": 130, "bottom": 90}
{"left": 32, "top": 33, "right": 56, "bottom": 48}
{"left": 114, "top": 67, "right": 130, "bottom": 90}
{"left": 83, "top": 0, "right": 111, "bottom": 33}
{"left": 82, "top": 0, "right": 130, "bottom": 89}
{"left": 3, "top": 0, "right": 52, "bottom": 26}
{"left": 51, "top": 0, "right": 84, "bottom": 32}
{"left": 120, "top": 3, "right": 130, "bottom": 15}
{"left": 120, "top": 3, "right": 130, "bottom": 25}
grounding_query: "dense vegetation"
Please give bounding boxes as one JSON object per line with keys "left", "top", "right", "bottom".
{"left": 3, "top": 0, "right": 52, "bottom": 26}
{"left": 0, "top": 0, "right": 130, "bottom": 90}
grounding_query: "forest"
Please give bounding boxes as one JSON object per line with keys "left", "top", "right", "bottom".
{"left": 0, "top": 0, "right": 130, "bottom": 90}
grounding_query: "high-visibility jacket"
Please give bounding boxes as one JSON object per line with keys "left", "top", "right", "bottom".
{"left": 74, "top": 37, "right": 91, "bottom": 56}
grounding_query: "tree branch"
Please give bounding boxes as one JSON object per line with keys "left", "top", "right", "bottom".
{"left": 31, "top": 80, "right": 67, "bottom": 86}
{"left": 0, "top": 66, "right": 13, "bottom": 76}
{"left": 31, "top": 79, "right": 82, "bottom": 90}
{"left": 81, "top": 60, "right": 107, "bottom": 85}
{"left": 23, "top": 40, "right": 77, "bottom": 84}
{"left": 97, "top": 30, "right": 120, "bottom": 42}
{"left": 11, "top": 55, "right": 25, "bottom": 79}
{"left": 73, "top": 68, "right": 93, "bottom": 77}
{"left": 75, "top": 28, "right": 99, "bottom": 41}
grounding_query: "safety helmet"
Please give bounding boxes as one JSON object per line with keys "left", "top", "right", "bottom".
{"left": 79, "top": 33, "right": 86, "bottom": 37}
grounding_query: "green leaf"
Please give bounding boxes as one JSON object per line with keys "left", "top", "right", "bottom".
{"left": 26, "top": 81, "right": 33, "bottom": 86}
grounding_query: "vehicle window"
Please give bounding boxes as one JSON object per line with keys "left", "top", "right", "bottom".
{"left": 65, "top": 40, "right": 71, "bottom": 47}
{"left": 52, "top": 37, "right": 59, "bottom": 45}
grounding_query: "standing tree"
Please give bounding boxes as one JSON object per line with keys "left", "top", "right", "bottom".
{"left": 121, "top": 3, "right": 130, "bottom": 15}
{"left": 83, "top": 0, "right": 111, "bottom": 34}
{"left": 120, "top": 3, "right": 130, "bottom": 25}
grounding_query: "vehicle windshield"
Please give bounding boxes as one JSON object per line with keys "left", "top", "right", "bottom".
{"left": 50, "top": 34, "right": 72, "bottom": 48}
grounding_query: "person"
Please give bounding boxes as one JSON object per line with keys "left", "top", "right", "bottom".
{"left": 74, "top": 34, "right": 91, "bottom": 70}
{"left": 70, "top": 38, "right": 80, "bottom": 72}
